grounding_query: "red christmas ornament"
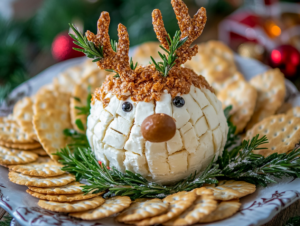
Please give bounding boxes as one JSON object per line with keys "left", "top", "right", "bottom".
{"left": 51, "top": 32, "right": 84, "bottom": 61}
{"left": 270, "top": 45, "right": 300, "bottom": 78}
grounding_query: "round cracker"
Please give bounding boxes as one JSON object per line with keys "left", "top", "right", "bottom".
{"left": 28, "top": 182, "right": 85, "bottom": 195}
{"left": 13, "top": 97, "right": 37, "bottom": 140}
{"left": 70, "top": 70, "right": 108, "bottom": 131}
{"left": 27, "top": 148, "right": 48, "bottom": 156}
{"left": 70, "top": 196, "right": 132, "bottom": 220}
{"left": 38, "top": 196, "right": 105, "bottom": 213}
{"left": 218, "top": 80, "right": 257, "bottom": 133}
{"left": 26, "top": 189, "right": 103, "bottom": 202}
{"left": 246, "top": 68, "right": 286, "bottom": 130}
{"left": 8, "top": 161, "right": 65, "bottom": 177}
{"left": 163, "top": 188, "right": 217, "bottom": 226}
{"left": 206, "top": 180, "right": 256, "bottom": 201}
{"left": 198, "top": 199, "right": 241, "bottom": 223}
{"left": 0, "top": 116, "right": 36, "bottom": 143}
{"left": 0, "top": 141, "right": 41, "bottom": 150}
{"left": 0, "top": 147, "right": 38, "bottom": 165}
{"left": 33, "top": 89, "right": 72, "bottom": 161}
{"left": 132, "top": 191, "right": 197, "bottom": 226}
{"left": 8, "top": 171, "right": 75, "bottom": 187}
{"left": 246, "top": 114, "right": 300, "bottom": 157}
{"left": 116, "top": 198, "right": 169, "bottom": 222}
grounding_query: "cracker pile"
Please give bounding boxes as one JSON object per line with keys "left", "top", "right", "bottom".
{"left": 0, "top": 59, "right": 107, "bottom": 162}
{"left": 5, "top": 152, "right": 255, "bottom": 225}
{"left": 0, "top": 39, "right": 297, "bottom": 225}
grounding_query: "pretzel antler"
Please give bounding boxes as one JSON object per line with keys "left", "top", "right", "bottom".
{"left": 86, "top": 12, "right": 135, "bottom": 80}
{"left": 152, "top": 0, "right": 207, "bottom": 66}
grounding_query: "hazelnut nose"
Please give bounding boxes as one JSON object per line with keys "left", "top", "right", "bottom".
{"left": 141, "top": 113, "right": 176, "bottom": 143}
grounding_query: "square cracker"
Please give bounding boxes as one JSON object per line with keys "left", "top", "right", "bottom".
{"left": 217, "top": 80, "right": 257, "bottom": 133}
{"left": 13, "top": 97, "right": 37, "bottom": 140}
{"left": 246, "top": 68, "right": 286, "bottom": 130}
{"left": 246, "top": 114, "right": 300, "bottom": 157}
{"left": 33, "top": 89, "right": 72, "bottom": 161}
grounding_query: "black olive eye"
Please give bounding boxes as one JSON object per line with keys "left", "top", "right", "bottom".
{"left": 122, "top": 102, "right": 133, "bottom": 112}
{"left": 173, "top": 96, "right": 185, "bottom": 108}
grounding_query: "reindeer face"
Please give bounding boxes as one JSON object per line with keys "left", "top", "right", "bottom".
{"left": 84, "top": 0, "right": 228, "bottom": 184}
{"left": 86, "top": 83, "right": 228, "bottom": 184}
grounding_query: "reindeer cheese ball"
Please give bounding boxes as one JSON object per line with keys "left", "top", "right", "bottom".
{"left": 86, "top": 0, "right": 228, "bottom": 184}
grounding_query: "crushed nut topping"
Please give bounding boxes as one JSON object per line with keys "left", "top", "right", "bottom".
{"left": 92, "top": 64, "right": 214, "bottom": 104}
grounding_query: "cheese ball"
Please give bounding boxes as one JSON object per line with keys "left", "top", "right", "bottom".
{"left": 86, "top": 85, "right": 228, "bottom": 185}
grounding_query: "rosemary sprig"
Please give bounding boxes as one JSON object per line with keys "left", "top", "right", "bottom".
{"left": 151, "top": 30, "right": 188, "bottom": 77}
{"left": 130, "top": 57, "right": 138, "bottom": 70}
{"left": 73, "top": 88, "right": 92, "bottom": 116}
{"left": 105, "top": 69, "right": 120, "bottom": 78}
{"left": 69, "top": 24, "right": 104, "bottom": 62}
{"left": 223, "top": 105, "right": 240, "bottom": 150}
{"left": 217, "top": 135, "right": 300, "bottom": 186}
{"left": 57, "top": 104, "right": 300, "bottom": 199}
{"left": 111, "top": 39, "right": 118, "bottom": 52}
{"left": 63, "top": 129, "right": 89, "bottom": 149}
{"left": 55, "top": 147, "right": 222, "bottom": 199}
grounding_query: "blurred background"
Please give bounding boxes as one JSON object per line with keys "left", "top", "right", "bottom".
{"left": 0, "top": 0, "right": 300, "bottom": 102}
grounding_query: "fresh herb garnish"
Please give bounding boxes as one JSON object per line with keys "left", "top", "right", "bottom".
{"left": 151, "top": 30, "right": 188, "bottom": 77}
{"left": 111, "top": 39, "right": 118, "bottom": 52}
{"left": 223, "top": 105, "right": 240, "bottom": 150}
{"left": 55, "top": 147, "right": 221, "bottom": 199}
{"left": 130, "top": 57, "right": 138, "bottom": 70}
{"left": 69, "top": 24, "right": 104, "bottom": 62}
{"left": 218, "top": 138, "right": 300, "bottom": 186}
{"left": 105, "top": 69, "right": 120, "bottom": 78}
{"left": 57, "top": 105, "right": 300, "bottom": 199}
{"left": 73, "top": 90, "right": 92, "bottom": 116}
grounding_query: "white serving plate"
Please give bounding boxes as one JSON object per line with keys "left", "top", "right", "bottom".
{"left": 1, "top": 52, "right": 300, "bottom": 226}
